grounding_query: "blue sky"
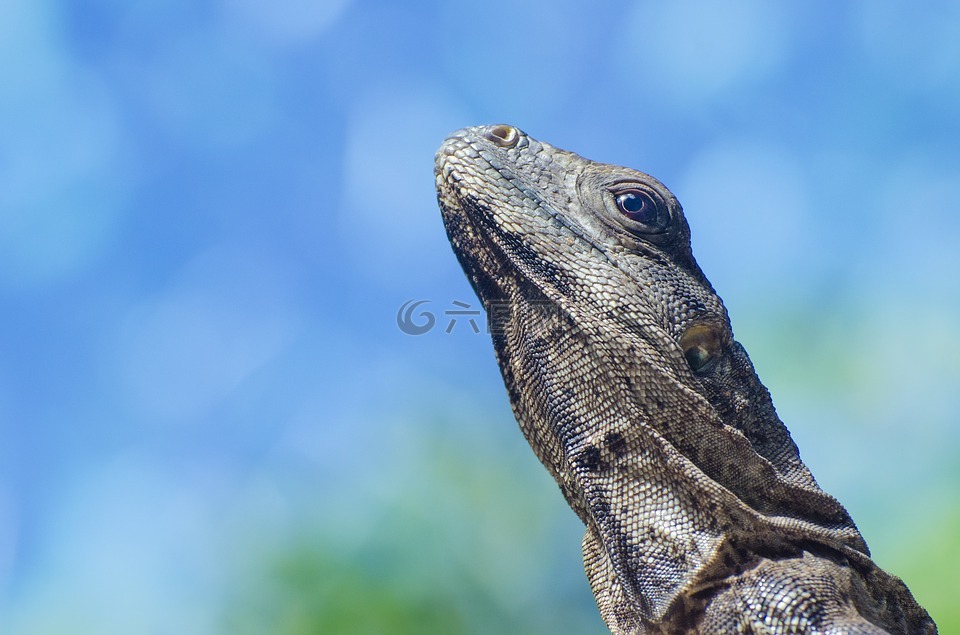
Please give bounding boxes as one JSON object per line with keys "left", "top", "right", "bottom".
{"left": 1, "top": 1, "right": 959, "bottom": 632}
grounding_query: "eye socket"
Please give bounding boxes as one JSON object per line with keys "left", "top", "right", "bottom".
{"left": 679, "top": 324, "right": 723, "bottom": 374}
{"left": 611, "top": 188, "right": 669, "bottom": 232}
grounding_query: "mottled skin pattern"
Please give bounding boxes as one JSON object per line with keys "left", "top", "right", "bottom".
{"left": 435, "top": 125, "right": 936, "bottom": 635}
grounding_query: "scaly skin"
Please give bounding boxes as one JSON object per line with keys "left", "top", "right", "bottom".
{"left": 435, "top": 124, "right": 936, "bottom": 634}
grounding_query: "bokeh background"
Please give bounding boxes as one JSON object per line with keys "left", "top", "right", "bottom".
{"left": 1, "top": 0, "right": 958, "bottom": 632}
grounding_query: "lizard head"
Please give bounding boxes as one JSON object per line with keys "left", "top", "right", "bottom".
{"left": 437, "top": 124, "right": 722, "bottom": 368}
{"left": 437, "top": 125, "right": 782, "bottom": 462}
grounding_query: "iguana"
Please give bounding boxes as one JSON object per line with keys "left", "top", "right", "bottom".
{"left": 435, "top": 124, "right": 936, "bottom": 634}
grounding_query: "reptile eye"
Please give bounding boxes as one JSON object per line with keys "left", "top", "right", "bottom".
{"left": 612, "top": 188, "right": 671, "bottom": 233}
{"left": 615, "top": 190, "right": 658, "bottom": 223}
{"left": 679, "top": 324, "right": 723, "bottom": 374}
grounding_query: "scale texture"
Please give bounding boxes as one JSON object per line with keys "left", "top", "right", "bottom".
{"left": 435, "top": 124, "right": 936, "bottom": 634}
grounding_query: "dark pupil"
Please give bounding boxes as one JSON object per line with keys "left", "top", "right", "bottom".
{"left": 616, "top": 191, "right": 657, "bottom": 223}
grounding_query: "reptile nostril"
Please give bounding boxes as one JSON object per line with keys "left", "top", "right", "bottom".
{"left": 484, "top": 124, "right": 519, "bottom": 148}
